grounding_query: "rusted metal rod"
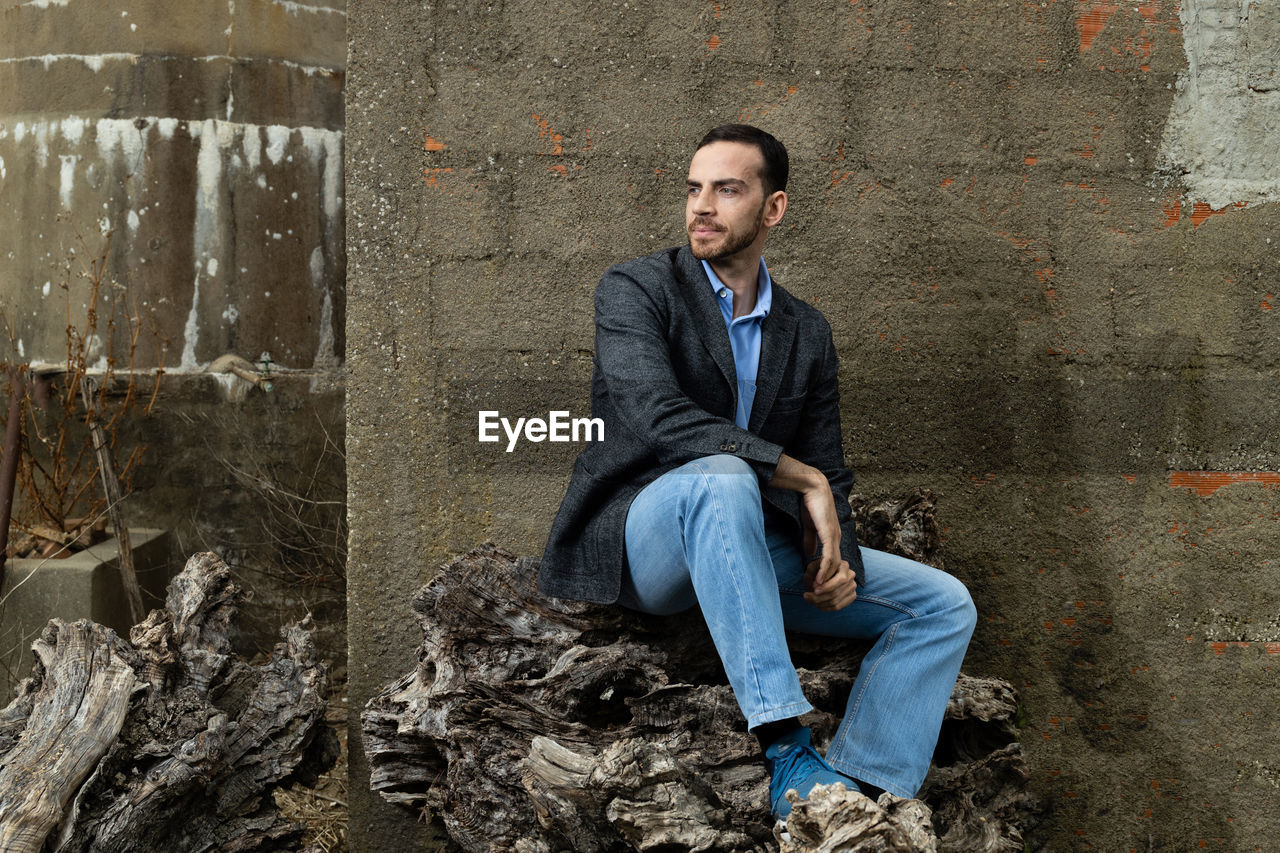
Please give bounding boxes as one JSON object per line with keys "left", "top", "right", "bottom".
{"left": 0, "top": 366, "right": 26, "bottom": 583}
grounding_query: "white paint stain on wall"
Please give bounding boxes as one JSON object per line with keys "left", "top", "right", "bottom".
{"left": 0, "top": 53, "right": 340, "bottom": 77}
{"left": 1158, "top": 0, "right": 1280, "bottom": 208}
{"left": 0, "top": 53, "right": 139, "bottom": 72}
{"left": 60, "top": 117, "right": 85, "bottom": 145}
{"left": 301, "top": 128, "right": 343, "bottom": 219}
{"left": 33, "top": 122, "right": 49, "bottom": 168}
{"left": 265, "top": 125, "right": 292, "bottom": 165}
{"left": 309, "top": 245, "right": 325, "bottom": 289}
{"left": 59, "top": 155, "right": 78, "bottom": 209}
{"left": 242, "top": 125, "right": 262, "bottom": 170}
{"left": 185, "top": 119, "right": 223, "bottom": 370}
{"left": 310, "top": 245, "right": 338, "bottom": 378}
{"left": 96, "top": 118, "right": 147, "bottom": 176}
{"left": 273, "top": 0, "right": 347, "bottom": 15}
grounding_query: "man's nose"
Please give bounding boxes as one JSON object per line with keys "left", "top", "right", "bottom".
{"left": 690, "top": 188, "right": 714, "bottom": 215}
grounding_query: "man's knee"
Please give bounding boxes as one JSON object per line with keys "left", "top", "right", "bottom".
{"left": 690, "top": 453, "right": 756, "bottom": 479}
{"left": 681, "top": 454, "right": 762, "bottom": 516}
{"left": 936, "top": 573, "right": 977, "bottom": 637}
{"left": 683, "top": 454, "right": 758, "bottom": 491}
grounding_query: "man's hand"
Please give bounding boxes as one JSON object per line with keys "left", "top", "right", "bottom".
{"left": 803, "top": 552, "right": 858, "bottom": 610}
{"left": 772, "top": 454, "right": 857, "bottom": 611}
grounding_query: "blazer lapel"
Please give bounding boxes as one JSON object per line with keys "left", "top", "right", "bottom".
{"left": 748, "top": 285, "right": 797, "bottom": 434}
{"left": 674, "top": 245, "right": 737, "bottom": 391}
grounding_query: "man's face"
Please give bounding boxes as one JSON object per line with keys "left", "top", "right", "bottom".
{"left": 685, "top": 141, "right": 773, "bottom": 262}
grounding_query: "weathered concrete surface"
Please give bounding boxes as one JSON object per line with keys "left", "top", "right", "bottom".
{"left": 0, "top": 0, "right": 347, "bottom": 683}
{"left": 348, "top": 1, "right": 1280, "bottom": 851}
{"left": 117, "top": 373, "right": 348, "bottom": 666}
{"left": 0, "top": 0, "right": 346, "bottom": 370}
{"left": 3, "top": 373, "right": 346, "bottom": 670}
{"left": 1158, "top": 0, "right": 1280, "bottom": 207}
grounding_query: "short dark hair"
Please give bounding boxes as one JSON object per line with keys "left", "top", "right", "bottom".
{"left": 695, "top": 124, "right": 789, "bottom": 195}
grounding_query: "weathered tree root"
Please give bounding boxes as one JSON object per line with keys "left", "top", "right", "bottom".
{"left": 363, "top": 491, "right": 1041, "bottom": 852}
{"left": 778, "top": 786, "right": 938, "bottom": 853}
{"left": 0, "top": 552, "right": 338, "bottom": 852}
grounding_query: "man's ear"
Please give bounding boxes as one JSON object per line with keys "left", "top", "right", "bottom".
{"left": 764, "top": 190, "right": 787, "bottom": 227}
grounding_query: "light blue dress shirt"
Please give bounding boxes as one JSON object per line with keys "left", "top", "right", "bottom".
{"left": 702, "top": 258, "right": 773, "bottom": 430}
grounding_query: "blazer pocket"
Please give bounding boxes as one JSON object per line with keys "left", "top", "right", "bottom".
{"left": 769, "top": 393, "right": 806, "bottom": 415}
{"left": 757, "top": 395, "right": 804, "bottom": 445}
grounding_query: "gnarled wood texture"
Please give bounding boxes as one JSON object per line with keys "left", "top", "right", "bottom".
{"left": 0, "top": 620, "right": 139, "bottom": 853}
{"left": 0, "top": 551, "right": 337, "bottom": 852}
{"left": 363, "top": 490, "right": 1041, "bottom": 852}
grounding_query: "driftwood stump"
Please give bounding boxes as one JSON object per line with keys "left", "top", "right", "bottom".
{"left": 0, "top": 552, "right": 338, "bottom": 852}
{"left": 363, "top": 491, "right": 1040, "bottom": 852}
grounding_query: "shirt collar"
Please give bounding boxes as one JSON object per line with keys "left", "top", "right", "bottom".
{"left": 701, "top": 258, "right": 772, "bottom": 321}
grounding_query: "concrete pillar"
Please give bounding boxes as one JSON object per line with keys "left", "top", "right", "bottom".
{"left": 0, "top": 0, "right": 346, "bottom": 371}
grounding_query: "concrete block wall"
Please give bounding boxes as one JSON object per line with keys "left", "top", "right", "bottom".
{"left": 349, "top": 1, "right": 1280, "bottom": 850}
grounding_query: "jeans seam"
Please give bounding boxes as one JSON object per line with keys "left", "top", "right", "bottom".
{"left": 695, "top": 461, "right": 768, "bottom": 712}
{"left": 830, "top": 618, "right": 900, "bottom": 761}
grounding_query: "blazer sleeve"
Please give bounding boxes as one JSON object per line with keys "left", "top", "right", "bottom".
{"left": 785, "top": 318, "right": 865, "bottom": 584}
{"left": 594, "top": 267, "right": 784, "bottom": 483}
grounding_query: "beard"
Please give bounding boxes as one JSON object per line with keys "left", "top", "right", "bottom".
{"left": 688, "top": 199, "right": 767, "bottom": 261}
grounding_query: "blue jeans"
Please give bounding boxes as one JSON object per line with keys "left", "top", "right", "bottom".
{"left": 621, "top": 455, "right": 977, "bottom": 798}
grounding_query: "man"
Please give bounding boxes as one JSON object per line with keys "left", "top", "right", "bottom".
{"left": 540, "top": 124, "right": 976, "bottom": 820}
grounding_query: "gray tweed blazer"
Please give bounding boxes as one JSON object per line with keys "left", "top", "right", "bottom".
{"left": 539, "top": 244, "right": 864, "bottom": 604}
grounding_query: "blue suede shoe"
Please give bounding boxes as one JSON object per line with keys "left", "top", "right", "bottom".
{"left": 764, "top": 727, "right": 861, "bottom": 819}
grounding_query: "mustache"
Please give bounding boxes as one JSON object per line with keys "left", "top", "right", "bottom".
{"left": 689, "top": 219, "right": 724, "bottom": 231}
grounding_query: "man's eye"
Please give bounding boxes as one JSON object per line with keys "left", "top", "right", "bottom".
{"left": 719, "top": 187, "right": 736, "bottom": 195}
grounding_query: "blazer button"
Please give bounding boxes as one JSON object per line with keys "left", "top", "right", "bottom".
{"left": 718, "top": 443, "right": 729, "bottom": 452}
{"left": 728, "top": 443, "right": 738, "bottom": 452}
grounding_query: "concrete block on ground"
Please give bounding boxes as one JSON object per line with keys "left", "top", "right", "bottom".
{"left": 0, "top": 528, "right": 170, "bottom": 704}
